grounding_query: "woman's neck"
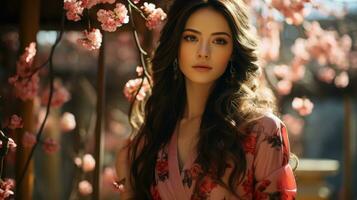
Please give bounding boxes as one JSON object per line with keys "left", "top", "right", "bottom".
{"left": 183, "top": 79, "right": 214, "bottom": 120}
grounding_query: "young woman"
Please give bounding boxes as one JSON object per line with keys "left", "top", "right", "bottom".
{"left": 116, "top": 0, "right": 297, "bottom": 199}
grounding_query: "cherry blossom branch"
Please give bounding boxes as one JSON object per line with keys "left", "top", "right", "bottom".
{"left": 16, "top": 10, "right": 66, "bottom": 189}
{"left": 127, "top": 0, "right": 147, "bottom": 20}
{"left": 127, "top": 3, "right": 152, "bottom": 86}
{"left": 127, "top": 3, "right": 148, "bottom": 56}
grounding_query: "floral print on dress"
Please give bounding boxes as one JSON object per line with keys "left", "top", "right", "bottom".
{"left": 182, "top": 163, "right": 203, "bottom": 188}
{"left": 264, "top": 134, "right": 283, "bottom": 149}
{"left": 243, "top": 134, "right": 258, "bottom": 154}
{"left": 242, "top": 169, "right": 254, "bottom": 196}
{"left": 156, "top": 147, "right": 169, "bottom": 181}
{"left": 151, "top": 114, "right": 297, "bottom": 200}
{"left": 191, "top": 175, "right": 218, "bottom": 200}
{"left": 254, "top": 179, "right": 272, "bottom": 199}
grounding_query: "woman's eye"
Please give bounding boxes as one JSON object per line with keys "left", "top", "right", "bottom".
{"left": 214, "top": 38, "right": 228, "bottom": 45}
{"left": 183, "top": 35, "right": 197, "bottom": 42}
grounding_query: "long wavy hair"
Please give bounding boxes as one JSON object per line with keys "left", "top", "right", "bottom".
{"left": 128, "top": 0, "right": 277, "bottom": 199}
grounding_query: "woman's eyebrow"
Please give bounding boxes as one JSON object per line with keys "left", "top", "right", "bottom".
{"left": 183, "top": 28, "right": 231, "bottom": 38}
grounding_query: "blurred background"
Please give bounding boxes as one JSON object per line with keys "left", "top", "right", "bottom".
{"left": 0, "top": 0, "right": 356, "bottom": 199}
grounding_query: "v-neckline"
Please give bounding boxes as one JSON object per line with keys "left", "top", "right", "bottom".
{"left": 167, "top": 127, "right": 198, "bottom": 199}
{"left": 174, "top": 124, "right": 198, "bottom": 174}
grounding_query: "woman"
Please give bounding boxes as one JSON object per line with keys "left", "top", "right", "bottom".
{"left": 116, "top": 0, "right": 297, "bottom": 199}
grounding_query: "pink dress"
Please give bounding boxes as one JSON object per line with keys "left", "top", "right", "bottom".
{"left": 150, "top": 113, "right": 297, "bottom": 200}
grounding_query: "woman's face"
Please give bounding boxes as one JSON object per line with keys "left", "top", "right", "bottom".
{"left": 178, "top": 7, "right": 233, "bottom": 85}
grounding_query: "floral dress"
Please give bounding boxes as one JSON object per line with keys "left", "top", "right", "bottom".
{"left": 150, "top": 113, "right": 297, "bottom": 200}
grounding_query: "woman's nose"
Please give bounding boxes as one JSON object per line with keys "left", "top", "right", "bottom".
{"left": 197, "top": 41, "right": 210, "bottom": 59}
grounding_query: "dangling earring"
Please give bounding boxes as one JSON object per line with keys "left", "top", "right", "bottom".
{"left": 173, "top": 58, "right": 179, "bottom": 80}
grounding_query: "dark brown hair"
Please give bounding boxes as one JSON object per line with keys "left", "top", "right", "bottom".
{"left": 128, "top": 0, "right": 277, "bottom": 199}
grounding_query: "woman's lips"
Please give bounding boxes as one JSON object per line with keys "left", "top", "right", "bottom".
{"left": 192, "top": 65, "right": 212, "bottom": 71}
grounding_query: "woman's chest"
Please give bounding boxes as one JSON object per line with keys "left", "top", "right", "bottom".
{"left": 151, "top": 131, "right": 256, "bottom": 200}
{"left": 176, "top": 119, "right": 200, "bottom": 172}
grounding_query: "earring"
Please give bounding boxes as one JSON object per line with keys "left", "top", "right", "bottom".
{"left": 173, "top": 58, "right": 178, "bottom": 80}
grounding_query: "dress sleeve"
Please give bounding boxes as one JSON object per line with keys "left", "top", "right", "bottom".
{"left": 253, "top": 116, "right": 297, "bottom": 200}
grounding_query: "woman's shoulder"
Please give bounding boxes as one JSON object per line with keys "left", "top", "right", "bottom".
{"left": 245, "top": 112, "right": 285, "bottom": 138}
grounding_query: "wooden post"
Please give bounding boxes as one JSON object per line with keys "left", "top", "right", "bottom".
{"left": 93, "top": 32, "right": 106, "bottom": 199}
{"left": 15, "top": 0, "right": 40, "bottom": 199}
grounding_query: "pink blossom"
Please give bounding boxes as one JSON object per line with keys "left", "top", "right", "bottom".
{"left": 282, "top": 114, "right": 304, "bottom": 136}
{"left": 317, "top": 67, "right": 335, "bottom": 83}
{"left": 329, "top": 45, "right": 349, "bottom": 70}
{"left": 64, "top": 0, "right": 84, "bottom": 21}
{"left": 21, "top": 42, "right": 36, "bottom": 65}
{"left": 97, "top": 10, "right": 117, "bottom": 32}
{"left": 304, "top": 21, "right": 323, "bottom": 37}
{"left": 22, "top": 132, "right": 36, "bottom": 148}
{"left": 77, "top": 28, "right": 102, "bottom": 50}
{"left": 123, "top": 77, "right": 150, "bottom": 101}
{"left": 259, "top": 36, "right": 280, "bottom": 62}
{"left": 78, "top": 180, "right": 93, "bottom": 195}
{"left": 97, "top": 3, "right": 129, "bottom": 32}
{"left": 257, "top": 16, "right": 281, "bottom": 63}
{"left": 277, "top": 79, "right": 292, "bottom": 95}
{"left": 42, "top": 138, "right": 60, "bottom": 154}
{"left": 8, "top": 114, "right": 23, "bottom": 130}
{"left": 292, "top": 97, "right": 314, "bottom": 116}
{"left": 340, "top": 34, "right": 352, "bottom": 53}
{"left": 141, "top": 2, "right": 156, "bottom": 14}
{"left": 290, "top": 58, "right": 306, "bottom": 82}
{"left": 291, "top": 38, "right": 310, "bottom": 61}
{"left": 8, "top": 74, "right": 40, "bottom": 101}
{"left": 74, "top": 157, "right": 82, "bottom": 167}
{"left": 270, "top": 0, "right": 311, "bottom": 25}
{"left": 145, "top": 9, "right": 167, "bottom": 30}
{"left": 133, "top": 0, "right": 140, "bottom": 4}
{"left": 82, "top": 154, "right": 96, "bottom": 172}
{"left": 302, "top": 21, "right": 351, "bottom": 70}
{"left": 0, "top": 179, "right": 15, "bottom": 199}
{"left": 12, "top": 42, "right": 36, "bottom": 78}
{"left": 141, "top": 2, "right": 167, "bottom": 30}
{"left": 8, "top": 42, "right": 40, "bottom": 101}
{"left": 41, "top": 79, "right": 71, "bottom": 108}
{"left": 273, "top": 64, "right": 290, "bottom": 79}
{"left": 334, "top": 71, "right": 349, "bottom": 88}
{"left": 60, "top": 112, "right": 76, "bottom": 132}
{"left": 136, "top": 66, "right": 144, "bottom": 76}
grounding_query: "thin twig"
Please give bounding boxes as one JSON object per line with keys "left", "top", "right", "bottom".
{"left": 127, "top": 0, "right": 148, "bottom": 20}
{"left": 128, "top": 2, "right": 153, "bottom": 88}
{"left": 16, "top": 9, "right": 66, "bottom": 189}
{"left": 128, "top": 3, "right": 148, "bottom": 56}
